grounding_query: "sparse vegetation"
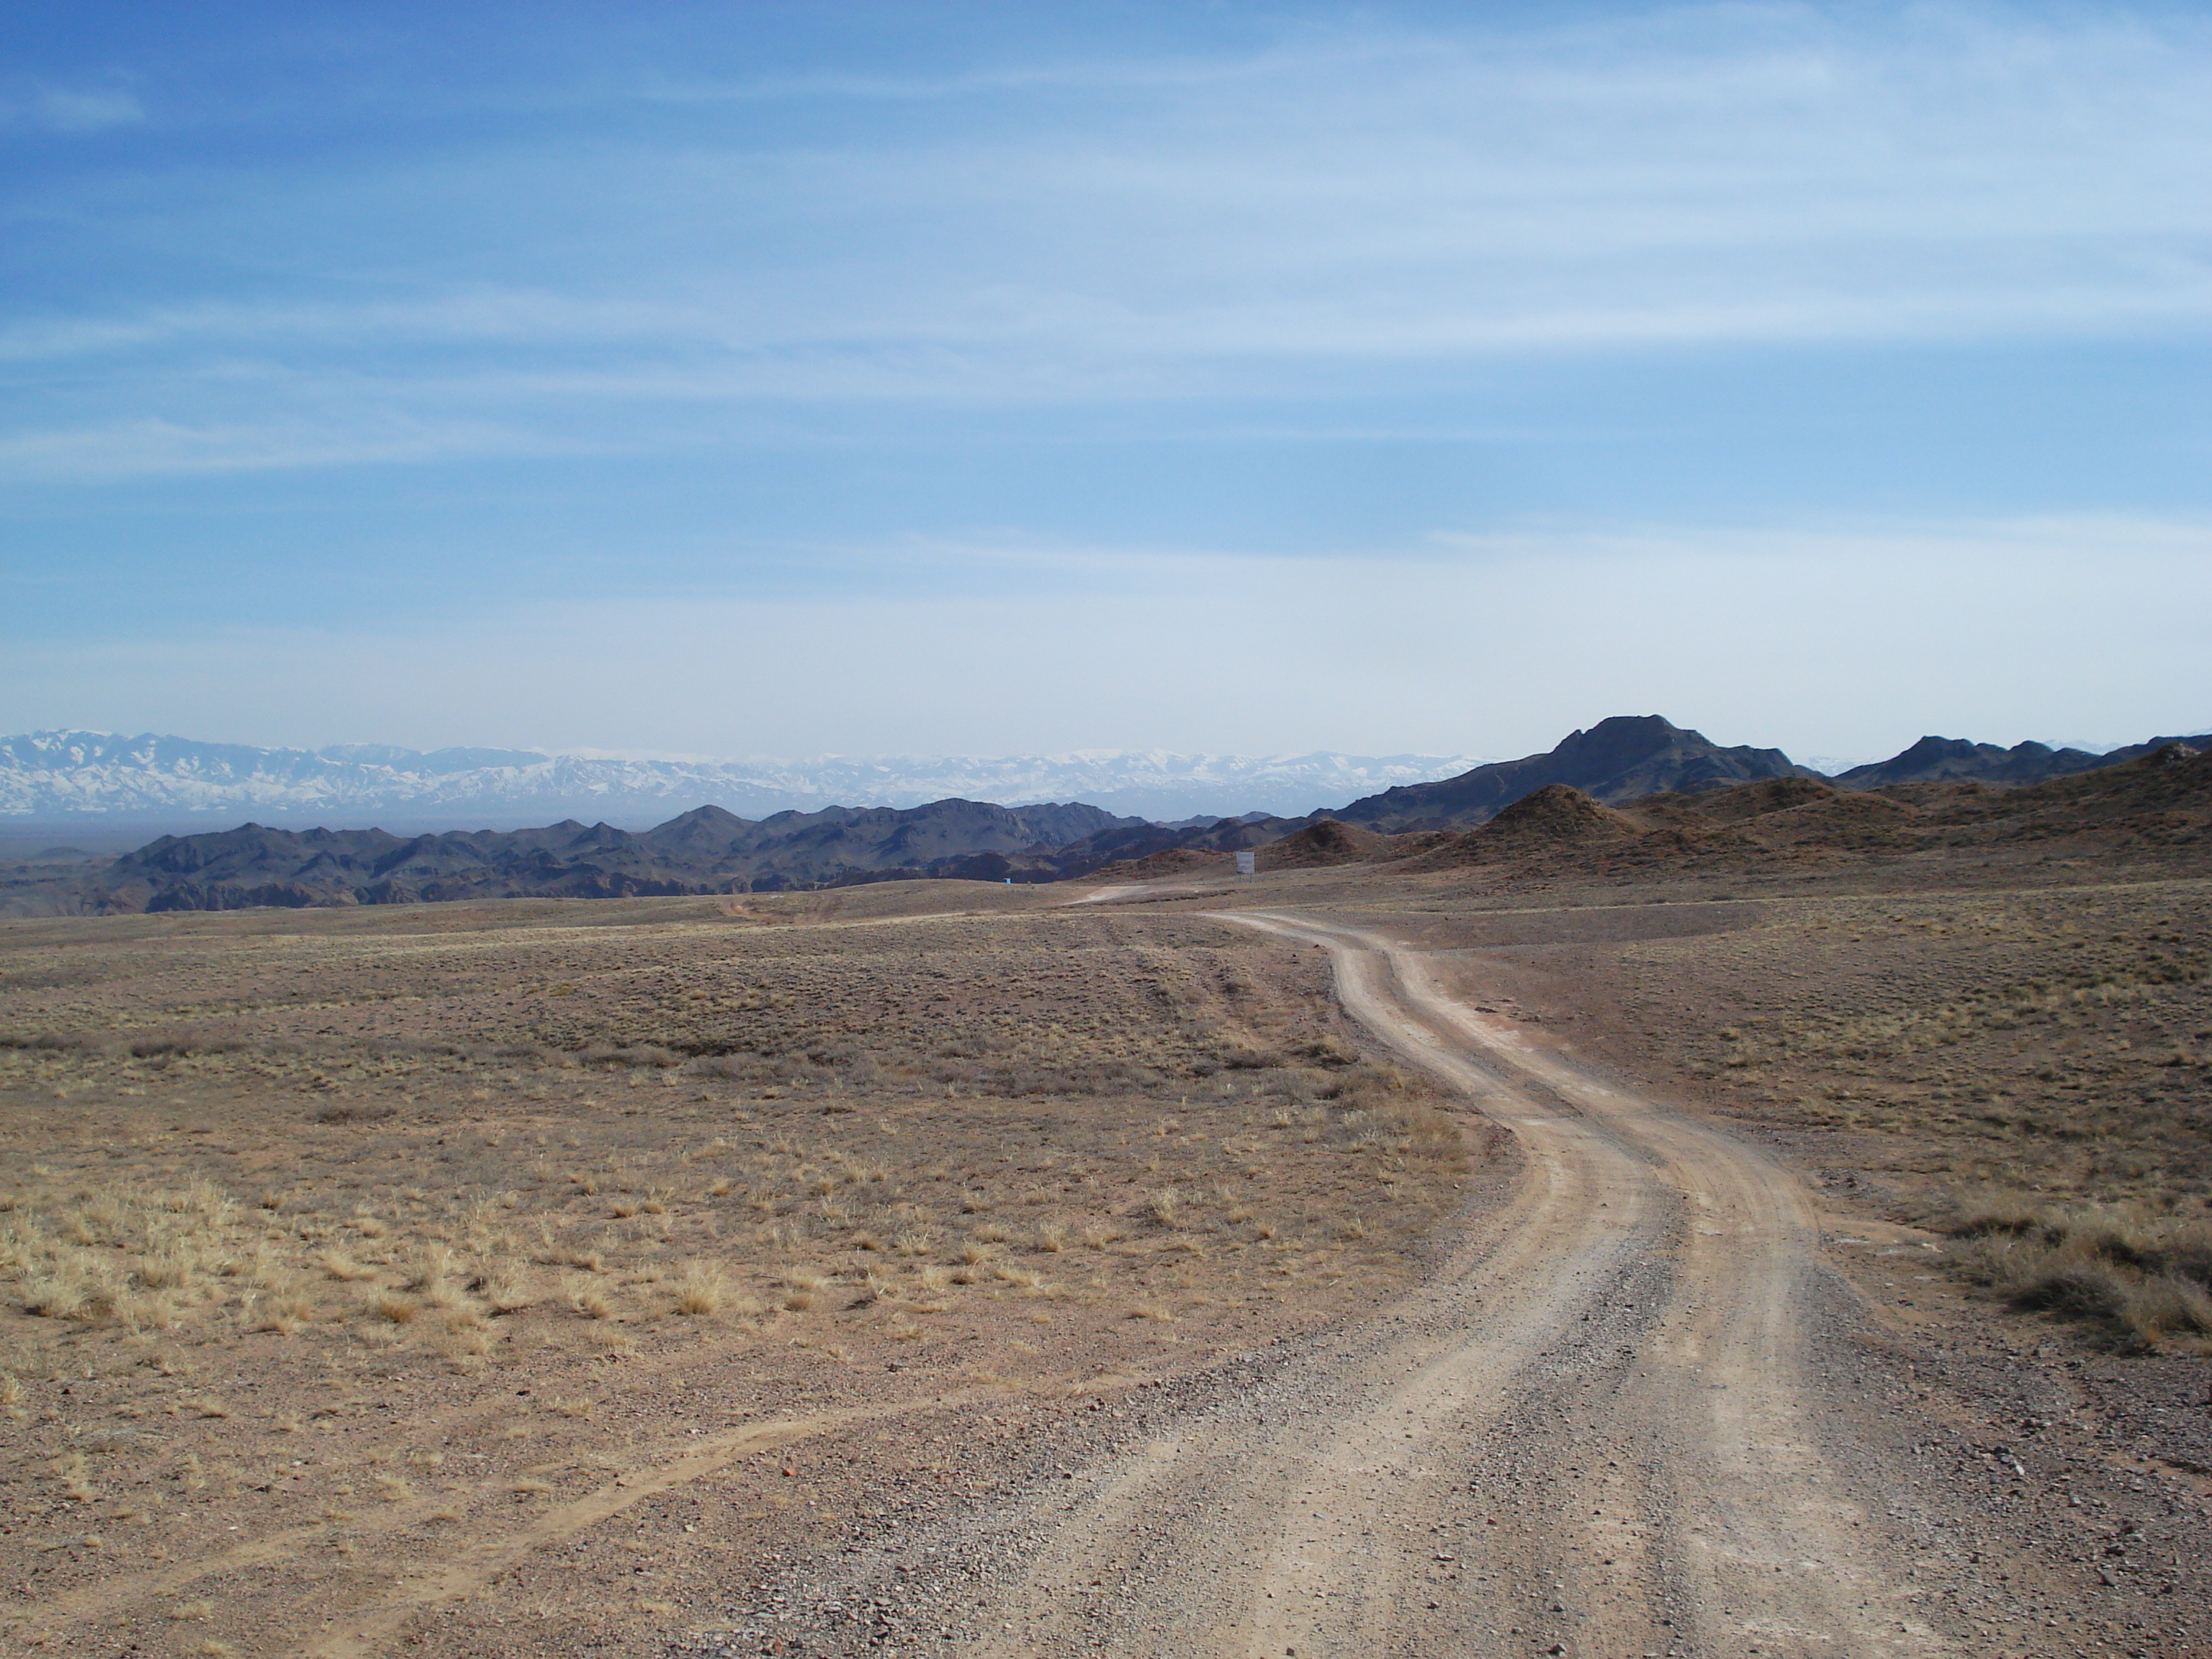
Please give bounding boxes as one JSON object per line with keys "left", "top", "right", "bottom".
{"left": 1395, "top": 855, "right": 2211, "bottom": 1350}
{"left": 672, "top": 1259, "right": 728, "bottom": 1315}
{"left": 1947, "top": 1195, "right": 2212, "bottom": 1348}
{"left": 0, "top": 744, "right": 2201, "bottom": 1654}
{"left": 0, "top": 888, "right": 1467, "bottom": 1654}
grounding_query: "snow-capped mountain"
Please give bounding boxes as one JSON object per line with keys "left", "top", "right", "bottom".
{"left": 0, "top": 732, "right": 1488, "bottom": 826}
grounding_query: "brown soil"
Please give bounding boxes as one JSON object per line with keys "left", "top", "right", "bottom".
{"left": 1086, "top": 847, "right": 1236, "bottom": 882}
{"left": 6, "top": 742, "right": 2211, "bottom": 1659}
{"left": 0, "top": 889, "right": 1467, "bottom": 1657}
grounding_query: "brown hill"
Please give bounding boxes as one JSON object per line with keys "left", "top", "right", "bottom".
{"left": 1631, "top": 781, "right": 1919, "bottom": 847}
{"left": 1403, "top": 785, "right": 1642, "bottom": 870}
{"left": 1370, "top": 744, "right": 2212, "bottom": 889}
{"left": 1083, "top": 847, "right": 1233, "bottom": 882}
{"left": 1760, "top": 791, "right": 1920, "bottom": 848}
{"left": 1930, "top": 741, "right": 2210, "bottom": 850}
{"left": 1833, "top": 729, "right": 2203, "bottom": 790}
{"left": 1259, "top": 819, "right": 1393, "bottom": 871}
{"left": 1483, "top": 783, "right": 1643, "bottom": 843}
{"left": 1370, "top": 830, "right": 1462, "bottom": 862}
{"left": 1622, "top": 778, "right": 1827, "bottom": 832}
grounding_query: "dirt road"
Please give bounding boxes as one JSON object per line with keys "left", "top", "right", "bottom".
{"left": 676, "top": 903, "right": 2211, "bottom": 1659}
{"left": 943, "top": 909, "right": 1953, "bottom": 1658}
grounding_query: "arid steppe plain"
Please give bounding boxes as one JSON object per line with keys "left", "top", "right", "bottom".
{"left": 2, "top": 767, "right": 2209, "bottom": 1658}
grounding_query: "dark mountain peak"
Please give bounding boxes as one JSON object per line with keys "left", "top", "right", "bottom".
{"left": 2090, "top": 731, "right": 2212, "bottom": 768}
{"left": 756, "top": 806, "right": 858, "bottom": 830}
{"left": 1333, "top": 716, "right": 1811, "bottom": 830}
{"left": 642, "top": 804, "right": 758, "bottom": 855}
{"left": 1894, "top": 736, "right": 2000, "bottom": 765}
{"left": 659, "top": 804, "right": 752, "bottom": 830}
{"left": 1838, "top": 735, "right": 2108, "bottom": 790}
{"left": 1557, "top": 714, "right": 1692, "bottom": 758}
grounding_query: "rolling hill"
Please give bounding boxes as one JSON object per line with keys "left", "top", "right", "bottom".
{"left": 89, "top": 799, "right": 1137, "bottom": 912}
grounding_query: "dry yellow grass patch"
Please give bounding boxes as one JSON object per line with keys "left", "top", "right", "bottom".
{"left": 673, "top": 1260, "right": 728, "bottom": 1315}
{"left": 0, "top": 890, "right": 1473, "bottom": 1659}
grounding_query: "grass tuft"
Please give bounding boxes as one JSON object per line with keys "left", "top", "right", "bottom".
{"left": 673, "top": 1260, "right": 727, "bottom": 1316}
{"left": 1948, "top": 1192, "right": 2212, "bottom": 1347}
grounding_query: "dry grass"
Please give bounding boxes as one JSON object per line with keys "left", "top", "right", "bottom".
{"left": 1947, "top": 1193, "right": 2212, "bottom": 1348}
{"left": 0, "top": 889, "right": 1471, "bottom": 1658}
{"left": 0, "top": 989, "right": 1447, "bottom": 1370}
{"left": 1606, "top": 888, "right": 2212, "bottom": 1214}
{"left": 1371, "top": 863, "right": 2211, "bottom": 1348}
{"left": 672, "top": 1260, "right": 728, "bottom": 1316}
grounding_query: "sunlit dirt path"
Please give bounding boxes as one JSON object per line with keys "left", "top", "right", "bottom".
{"left": 961, "top": 909, "right": 1951, "bottom": 1658}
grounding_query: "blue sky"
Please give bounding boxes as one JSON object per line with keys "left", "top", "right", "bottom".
{"left": 2, "top": 1, "right": 2208, "bottom": 765}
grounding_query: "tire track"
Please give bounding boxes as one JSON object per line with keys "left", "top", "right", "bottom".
{"left": 946, "top": 909, "right": 1948, "bottom": 1658}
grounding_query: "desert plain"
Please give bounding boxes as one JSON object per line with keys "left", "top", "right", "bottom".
{"left": 2, "top": 763, "right": 2209, "bottom": 1659}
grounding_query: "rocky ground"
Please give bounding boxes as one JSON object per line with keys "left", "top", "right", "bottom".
{"left": 0, "top": 886, "right": 1465, "bottom": 1657}
{"left": 3, "top": 817, "right": 2208, "bottom": 1658}
{"left": 664, "top": 898, "right": 2212, "bottom": 1659}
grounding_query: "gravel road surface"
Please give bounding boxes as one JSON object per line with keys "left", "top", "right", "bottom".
{"left": 678, "top": 910, "right": 2209, "bottom": 1659}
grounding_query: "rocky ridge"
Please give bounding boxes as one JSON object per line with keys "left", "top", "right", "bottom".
{"left": 89, "top": 800, "right": 1138, "bottom": 912}
{"left": 24, "top": 716, "right": 2212, "bottom": 914}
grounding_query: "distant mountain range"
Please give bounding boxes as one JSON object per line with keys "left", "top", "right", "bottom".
{"left": 1032, "top": 715, "right": 2212, "bottom": 873}
{"left": 1835, "top": 735, "right": 2121, "bottom": 789}
{"left": 9, "top": 714, "right": 2206, "bottom": 914}
{"left": 0, "top": 732, "right": 1486, "bottom": 825}
{"left": 91, "top": 801, "right": 1140, "bottom": 912}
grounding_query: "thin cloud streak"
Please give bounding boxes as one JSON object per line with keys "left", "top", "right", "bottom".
{"left": 1, "top": 84, "right": 145, "bottom": 134}
{"left": 2, "top": 6, "right": 2208, "bottom": 480}
{"left": 6, "top": 282, "right": 2209, "bottom": 482}
{"left": 12, "top": 257, "right": 2209, "bottom": 366}
{"left": 0, "top": 414, "right": 586, "bottom": 482}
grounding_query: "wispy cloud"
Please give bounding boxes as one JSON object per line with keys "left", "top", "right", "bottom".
{"left": 0, "top": 292, "right": 702, "bottom": 364}
{"left": 1, "top": 5, "right": 2207, "bottom": 477}
{"left": 0, "top": 413, "right": 575, "bottom": 481}
{"left": 3, "top": 84, "right": 145, "bottom": 134}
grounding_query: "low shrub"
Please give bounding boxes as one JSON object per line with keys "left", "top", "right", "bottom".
{"left": 1948, "top": 1192, "right": 2212, "bottom": 1346}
